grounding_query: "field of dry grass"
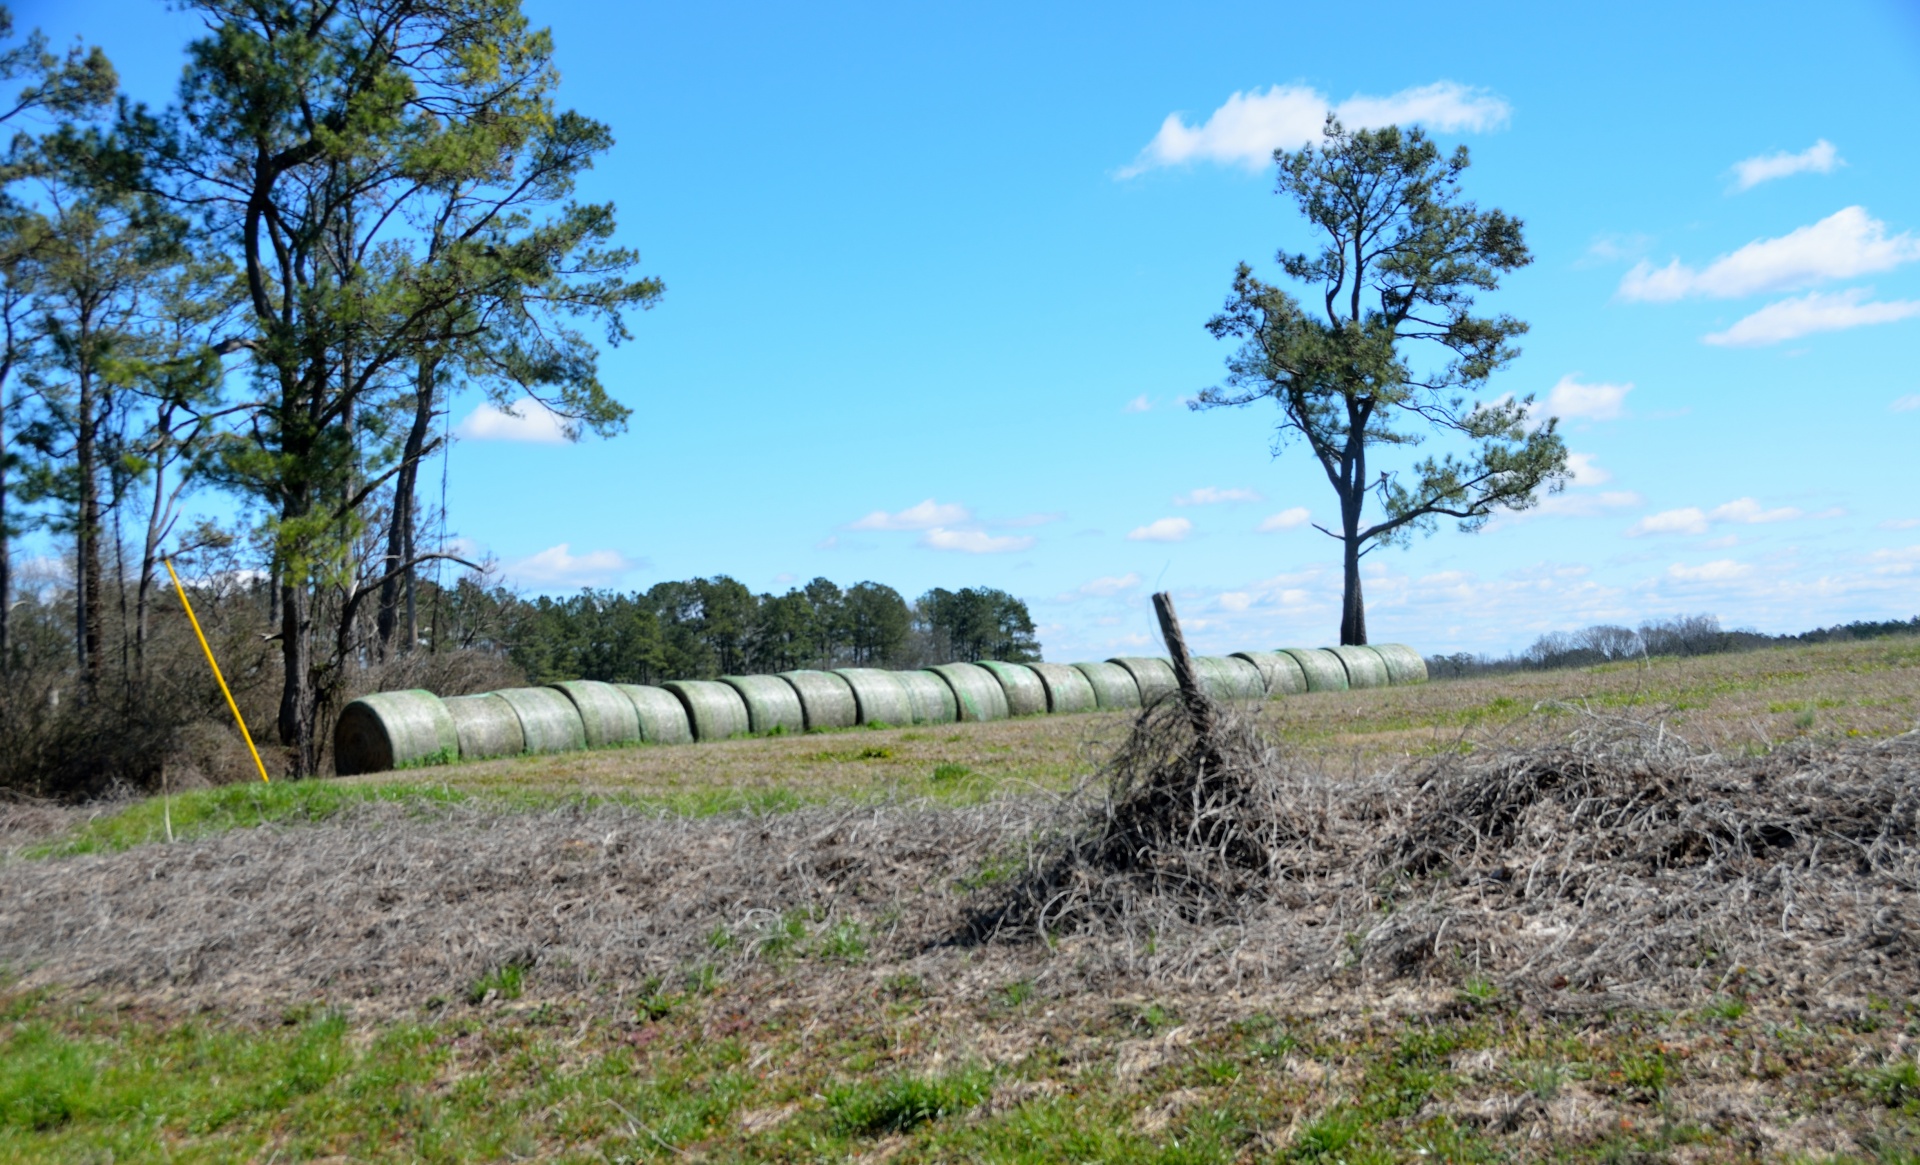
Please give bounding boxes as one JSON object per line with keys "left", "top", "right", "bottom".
{"left": 2, "top": 636, "right": 1918, "bottom": 1162}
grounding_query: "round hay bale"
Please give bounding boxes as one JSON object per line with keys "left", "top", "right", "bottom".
{"left": 492, "top": 686, "right": 589, "bottom": 753}
{"left": 928, "top": 663, "right": 1010, "bottom": 722}
{"left": 1324, "top": 645, "right": 1390, "bottom": 689}
{"left": 1110, "top": 657, "right": 1178, "bottom": 705}
{"left": 776, "top": 670, "right": 858, "bottom": 730}
{"left": 976, "top": 661, "right": 1047, "bottom": 717}
{"left": 549, "top": 680, "right": 641, "bottom": 748}
{"left": 1195, "top": 655, "right": 1265, "bottom": 700}
{"left": 444, "top": 693, "right": 526, "bottom": 760}
{"left": 333, "top": 689, "right": 457, "bottom": 775}
{"left": 663, "top": 680, "right": 751, "bottom": 741}
{"left": 1369, "top": 643, "right": 1429, "bottom": 685}
{"left": 1072, "top": 661, "right": 1141, "bottom": 710}
{"left": 1232, "top": 650, "right": 1307, "bottom": 697}
{"left": 614, "top": 685, "right": 693, "bottom": 745}
{"left": 1028, "top": 662, "right": 1098, "bottom": 714}
{"left": 895, "top": 671, "right": 958, "bottom": 724}
{"left": 721, "top": 674, "right": 806, "bottom": 735}
{"left": 833, "top": 668, "right": 915, "bottom": 727}
{"left": 1279, "top": 648, "right": 1349, "bottom": 692}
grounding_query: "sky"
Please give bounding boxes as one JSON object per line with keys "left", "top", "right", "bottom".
{"left": 20, "top": 0, "right": 1920, "bottom": 660}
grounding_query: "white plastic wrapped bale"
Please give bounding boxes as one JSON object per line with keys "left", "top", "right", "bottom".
{"left": 833, "top": 668, "right": 916, "bottom": 727}
{"left": 492, "top": 686, "right": 589, "bottom": 753}
{"left": 1110, "top": 657, "right": 1178, "bottom": 705}
{"left": 721, "top": 674, "right": 806, "bottom": 734}
{"left": 928, "top": 663, "right": 1010, "bottom": 722}
{"left": 1232, "top": 650, "right": 1307, "bottom": 697}
{"left": 1279, "top": 648, "right": 1349, "bottom": 692}
{"left": 776, "top": 670, "right": 858, "bottom": 730}
{"left": 1072, "top": 661, "right": 1141, "bottom": 710}
{"left": 895, "top": 670, "right": 958, "bottom": 724}
{"left": 663, "top": 680, "right": 751, "bottom": 741}
{"left": 1324, "top": 645, "right": 1390, "bottom": 689}
{"left": 333, "top": 689, "right": 458, "bottom": 775}
{"left": 614, "top": 684, "right": 694, "bottom": 744}
{"left": 1368, "top": 643, "right": 1429, "bottom": 685}
{"left": 976, "top": 661, "right": 1047, "bottom": 717}
{"left": 549, "top": 680, "right": 641, "bottom": 747}
{"left": 444, "top": 693, "right": 526, "bottom": 760}
{"left": 1193, "top": 655, "right": 1265, "bottom": 700}
{"left": 1027, "top": 662, "right": 1098, "bottom": 713}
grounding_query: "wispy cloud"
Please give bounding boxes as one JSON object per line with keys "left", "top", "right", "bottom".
{"left": 1533, "top": 374, "right": 1632, "bottom": 422}
{"left": 1629, "top": 496, "right": 1813, "bottom": 536}
{"left": 1730, "top": 139, "right": 1841, "bottom": 191}
{"left": 849, "top": 499, "right": 973, "bottom": 531}
{"left": 1257, "top": 507, "right": 1311, "bottom": 532}
{"left": 457, "top": 397, "right": 574, "bottom": 444}
{"left": 1619, "top": 207, "right": 1920, "bottom": 302}
{"left": 1667, "top": 559, "right": 1752, "bottom": 582}
{"left": 504, "top": 543, "right": 635, "bottom": 587}
{"left": 1120, "top": 81, "right": 1509, "bottom": 177}
{"left": 1175, "top": 486, "right": 1263, "bottom": 506}
{"left": 1074, "top": 572, "right": 1142, "bottom": 598}
{"left": 1124, "top": 394, "right": 1151, "bottom": 413}
{"left": 1703, "top": 289, "right": 1920, "bottom": 347}
{"left": 1889, "top": 394, "right": 1920, "bottom": 413}
{"left": 918, "top": 528, "right": 1035, "bottom": 554}
{"left": 1127, "top": 517, "right": 1193, "bottom": 543}
{"left": 1564, "top": 453, "right": 1611, "bottom": 486}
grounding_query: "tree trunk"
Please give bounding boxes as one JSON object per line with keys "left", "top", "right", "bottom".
{"left": 377, "top": 357, "right": 435, "bottom": 656}
{"left": 0, "top": 390, "right": 9, "bottom": 674}
{"left": 277, "top": 576, "right": 313, "bottom": 775}
{"left": 1339, "top": 534, "right": 1367, "bottom": 646}
{"left": 1152, "top": 591, "right": 1218, "bottom": 743}
{"left": 76, "top": 362, "right": 102, "bottom": 691}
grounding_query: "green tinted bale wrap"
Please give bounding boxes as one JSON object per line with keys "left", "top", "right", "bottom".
{"left": 444, "top": 693, "right": 525, "bottom": 760}
{"left": 721, "top": 674, "right": 806, "bottom": 735}
{"left": 549, "top": 680, "right": 641, "bottom": 747}
{"left": 833, "top": 668, "right": 915, "bottom": 726}
{"left": 1027, "top": 662, "right": 1098, "bottom": 714}
{"left": 976, "top": 661, "right": 1047, "bottom": 717}
{"left": 1324, "top": 645, "right": 1390, "bottom": 689}
{"left": 776, "top": 670, "right": 858, "bottom": 730}
{"left": 1370, "top": 643, "right": 1429, "bottom": 685}
{"left": 929, "top": 663, "right": 1010, "bottom": 722}
{"left": 1072, "top": 661, "right": 1142, "bottom": 710}
{"left": 1231, "top": 651, "right": 1306, "bottom": 697}
{"left": 1195, "top": 655, "right": 1265, "bottom": 700}
{"left": 614, "top": 685, "right": 694, "bottom": 744}
{"left": 1279, "top": 648, "right": 1349, "bottom": 692}
{"left": 333, "top": 689, "right": 457, "bottom": 775}
{"left": 895, "top": 671, "right": 958, "bottom": 724}
{"left": 1110, "top": 657, "right": 1179, "bottom": 705}
{"left": 493, "top": 686, "right": 589, "bottom": 753}
{"left": 663, "top": 680, "right": 750, "bottom": 741}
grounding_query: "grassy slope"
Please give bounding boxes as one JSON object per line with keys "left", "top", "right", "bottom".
{"left": 4, "top": 637, "right": 1919, "bottom": 1162}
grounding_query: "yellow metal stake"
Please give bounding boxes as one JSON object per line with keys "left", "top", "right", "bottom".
{"left": 166, "top": 558, "right": 272, "bottom": 784}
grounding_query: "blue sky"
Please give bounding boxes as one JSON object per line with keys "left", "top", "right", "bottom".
{"left": 26, "top": 0, "right": 1920, "bottom": 659}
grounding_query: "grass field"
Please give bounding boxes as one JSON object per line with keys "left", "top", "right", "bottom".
{"left": 2, "top": 637, "right": 1918, "bottom": 1162}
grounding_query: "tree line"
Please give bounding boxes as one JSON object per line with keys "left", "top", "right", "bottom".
{"left": 1426, "top": 613, "right": 1920, "bottom": 678}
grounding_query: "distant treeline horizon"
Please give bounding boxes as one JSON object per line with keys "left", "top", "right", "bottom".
{"left": 1427, "top": 613, "right": 1920, "bottom": 679}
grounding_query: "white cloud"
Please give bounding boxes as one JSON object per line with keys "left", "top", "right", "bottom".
{"left": 1124, "top": 394, "right": 1151, "bottom": 413}
{"left": 504, "top": 543, "right": 634, "bottom": 587}
{"left": 1709, "top": 497, "right": 1802, "bottom": 524}
{"left": 1121, "top": 81, "right": 1509, "bottom": 176}
{"left": 1127, "top": 517, "right": 1193, "bottom": 542}
{"left": 1890, "top": 394, "right": 1920, "bottom": 413}
{"left": 1518, "top": 489, "right": 1643, "bottom": 521}
{"left": 1619, "top": 207, "right": 1920, "bottom": 302}
{"left": 457, "top": 397, "right": 573, "bottom": 444}
{"left": 1534, "top": 375, "right": 1632, "bottom": 422}
{"left": 1629, "top": 508, "right": 1710, "bottom": 536}
{"left": 1703, "top": 289, "right": 1920, "bottom": 347}
{"left": 1218, "top": 591, "right": 1253, "bottom": 612}
{"left": 1077, "top": 572, "right": 1141, "bottom": 597}
{"left": 1175, "top": 486, "right": 1264, "bottom": 506}
{"left": 918, "top": 528, "right": 1035, "bottom": 554}
{"left": 1257, "top": 507, "right": 1312, "bottom": 532}
{"left": 1564, "top": 452, "right": 1611, "bottom": 486}
{"left": 1731, "top": 140, "right": 1841, "bottom": 191}
{"left": 849, "top": 499, "right": 973, "bottom": 531}
{"left": 1880, "top": 518, "right": 1920, "bottom": 530}
{"left": 1667, "top": 559, "right": 1752, "bottom": 582}
{"left": 1629, "top": 496, "right": 1814, "bottom": 536}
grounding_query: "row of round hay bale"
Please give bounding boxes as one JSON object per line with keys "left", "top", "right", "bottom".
{"left": 494, "top": 686, "right": 588, "bottom": 752}
{"left": 1194, "top": 655, "right": 1266, "bottom": 701}
{"left": 777, "top": 669, "right": 859, "bottom": 730}
{"left": 551, "top": 680, "right": 641, "bottom": 747}
{"left": 1280, "top": 648, "right": 1349, "bottom": 692}
{"left": 835, "top": 668, "right": 917, "bottom": 727}
{"left": 1073, "top": 661, "right": 1142, "bottom": 710}
{"left": 977, "top": 660, "right": 1047, "bottom": 717}
{"left": 930, "top": 662, "right": 1010, "bottom": 722}
{"left": 334, "top": 689, "right": 459, "bottom": 775}
{"left": 896, "top": 670, "right": 957, "bottom": 724}
{"left": 663, "top": 680, "right": 751, "bottom": 741}
{"left": 1234, "top": 650, "right": 1307, "bottom": 696}
{"left": 617, "top": 684, "right": 693, "bottom": 744}
{"left": 444, "top": 693, "right": 525, "bottom": 760}
{"left": 1028, "top": 661, "right": 1098, "bottom": 713}
{"left": 721, "top": 674, "right": 806, "bottom": 735}
{"left": 1111, "top": 656, "right": 1178, "bottom": 705}
{"left": 1368, "top": 643, "right": 1429, "bottom": 685}
{"left": 1324, "top": 645, "right": 1389, "bottom": 690}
